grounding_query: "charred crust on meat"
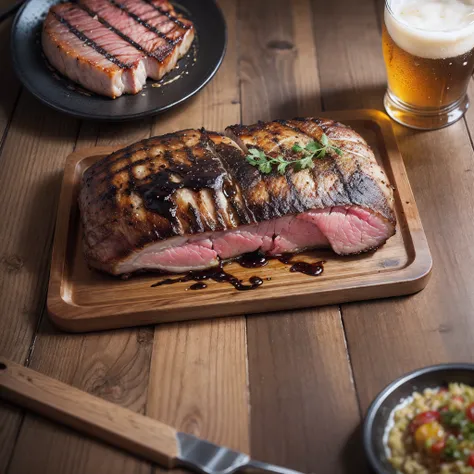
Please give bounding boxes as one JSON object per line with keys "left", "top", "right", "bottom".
{"left": 78, "top": 120, "right": 397, "bottom": 275}
{"left": 187, "top": 203, "right": 205, "bottom": 233}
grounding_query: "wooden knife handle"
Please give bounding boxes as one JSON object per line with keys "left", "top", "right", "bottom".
{"left": 0, "top": 357, "right": 179, "bottom": 468}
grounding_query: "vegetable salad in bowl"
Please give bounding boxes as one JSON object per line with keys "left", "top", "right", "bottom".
{"left": 386, "top": 384, "right": 474, "bottom": 473}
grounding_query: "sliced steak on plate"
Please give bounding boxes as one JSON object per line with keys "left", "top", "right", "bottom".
{"left": 42, "top": 0, "right": 195, "bottom": 98}
{"left": 78, "top": 118, "right": 396, "bottom": 276}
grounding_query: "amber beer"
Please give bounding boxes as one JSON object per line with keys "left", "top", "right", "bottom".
{"left": 383, "top": 0, "right": 474, "bottom": 130}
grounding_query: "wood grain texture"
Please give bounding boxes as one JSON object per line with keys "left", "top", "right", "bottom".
{"left": 0, "top": 93, "right": 78, "bottom": 359}
{"left": 146, "top": 5, "right": 249, "bottom": 474}
{"left": 0, "top": 90, "right": 79, "bottom": 473}
{"left": 0, "top": 18, "right": 21, "bottom": 148}
{"left": 0, "top": 0, "right": 20, "bottom": 12}
{"left": 77, "top": 119, "right": 153, "bottom": 149}
{"left": 6, "top": 112, "right": 154, "bottom": 474}
{"left": 238, "top": 1, "right": 364, "bottom": 473}
{"left": 0, "top": 358, "right": 179, "bottom": 467}
{"left": 314, "top": 0, "right": 474, "bottom": 417}
{"left": 246, "top": 309, "right": 365, "bottom": 473}
{"left": 314, "top": 0, "right": 385, "bottom": 111}
{"left": 239, "top": 0, "right": 320, "bottom": 121}
{"left": 147, "top": 318, "right": 249, "bottom": 452}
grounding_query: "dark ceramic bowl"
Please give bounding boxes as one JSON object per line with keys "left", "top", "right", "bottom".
{"left": 363, "top": 364, "right": 474, "bottom": 474}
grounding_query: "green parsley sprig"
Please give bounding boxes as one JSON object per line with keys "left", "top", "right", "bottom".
{"left": 245, "top": 133, "right": 343, "bottom": 175}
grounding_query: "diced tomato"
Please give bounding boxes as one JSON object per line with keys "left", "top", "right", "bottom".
{"left": 453, "top": 395, "right": 465, "bottom": 403}
{"left": 439, "top": 405, "right": 449, "bottom": 413}
{"left": 414, "top": 422, "right": 444, "bottom": 450}
{"left": 431, "top": 439, "right": 445, "bottom": 455}
{"left": 468, "top": 453, "right": 474, "bottom": 467}
{"left": 410, "top": 411, "right": 441, "bottom": 433}
{"left": 466, "top": 403, "right": 474, "bottom": 422}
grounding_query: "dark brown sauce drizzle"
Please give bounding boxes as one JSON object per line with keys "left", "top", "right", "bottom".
{"left": 151, "top": 262, "right": 264, "bottom": 292}
{"left": 289, "top": 261, "right": 324, "bottom": 276}
{"left": 151, "top": 251, "right": 324, "bottom": 292}
{"left": 236, "top": 251, "right": 325, "bottom": 276}
{"left": 236, "top": 252, "right": 268, "bottom": 268}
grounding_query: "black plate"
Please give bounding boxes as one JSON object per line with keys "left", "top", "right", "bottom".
{"left": 364, "top": 364, "right": 474, "bottom": 474}
{"left": 10, "top": 0, "right": 226, "bottom": 120}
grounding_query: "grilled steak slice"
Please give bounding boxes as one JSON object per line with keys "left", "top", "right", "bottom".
{"left": 79, "top": 0, "right": 194, "bottom": 80}
{"left": 225, "top": 118, "right": 395, "bottom": 255}
{"left": 42, "top": 0, "right": 194, "bottom": 98}
{"left": 43, "top": 3, "right": 147, "bottom": 97}
{"left": 79, "top": 119, "right": 396, "bottom": 275}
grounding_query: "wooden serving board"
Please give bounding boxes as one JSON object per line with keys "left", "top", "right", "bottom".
{"left": 47, "top": 110, "right": 432, "bottom": 332}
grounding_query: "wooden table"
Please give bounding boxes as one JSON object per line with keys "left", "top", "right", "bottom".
{"left": 1, "top": 0, "right": 474, "bottom": 473}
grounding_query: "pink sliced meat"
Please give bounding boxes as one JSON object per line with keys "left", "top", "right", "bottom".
{"left": 300, "top": 207, "right": 394, "bottom": 255}
{"left": 42, "top": 0, "right": 195, "bottom": 97}
{"left": 78, "top": 120, "right": 397, "bottom": 276}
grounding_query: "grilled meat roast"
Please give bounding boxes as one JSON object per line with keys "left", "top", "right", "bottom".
{"left": 42, "top": 0, "right": 194, "bottom": 98}
{"left": 79, "top": 118, "right": 396, "bottom": 276}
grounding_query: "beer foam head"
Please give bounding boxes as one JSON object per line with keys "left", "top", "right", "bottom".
{"left": 385, "top": 0, "right": 474, "bottom": 59}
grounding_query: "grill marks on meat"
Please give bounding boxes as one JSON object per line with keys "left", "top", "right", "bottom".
{"left": 80, "top": 130, "right": 246, "bottom": 266}
{"left": 42, "top": 0, "right": 195, "bottom": 98}
{"left": 79, "top": 119, "right": 397, "bottom": 275}
{"left": 226, "top": 119, "right": 394, "bottom": 223}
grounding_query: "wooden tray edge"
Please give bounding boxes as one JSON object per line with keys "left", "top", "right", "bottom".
{"left": 47, "top": 110, "right": 433, "bottom": 332}
{"left": 47, "top": 262, "right": 432, "bottom": 333}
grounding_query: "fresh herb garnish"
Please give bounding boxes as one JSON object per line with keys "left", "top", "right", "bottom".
{"left": 443, "top": 435, "right": 464, "bottom": 461}
{"left": 441, "top": 410, "right": 466, "bottom": 429}
{"left": 461, "top": 421, "right": 474, "bottom": 440}
{"left": 245, "top": 134, "right": 343, "bottom": 175}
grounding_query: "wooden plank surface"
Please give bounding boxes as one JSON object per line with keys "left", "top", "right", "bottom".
{"left": 0, "top": 18, "right": 20, "bottom": 147}
{"left": 238, "top": 1, "right": 363, "bottom": 473}
{"left": 1, "top": 0, "right": 474, "bottom": 473}
{"left": 4, "top": 104, "right": 153, "bottom": 474}
{"left": 343, "top": 121, "right": 474, "bottom": 411}
{"left": 147, "top": 318, "right": 249, "bottom": 452}
{"left": 0, "top": 357, "right": 179, "bottom": 468}
{"left": 4, "top": 116, "right": 155, "bottom": 473}
{"left": 246, "top": 309, "right": 365, "bottom": 473}
{"left": 0, "top": 90, "right": 79, "bottom": 472}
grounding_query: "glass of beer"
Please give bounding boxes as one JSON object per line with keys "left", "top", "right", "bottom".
{"left": 383, "top": 0, "right": 474, "bottom": 130}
